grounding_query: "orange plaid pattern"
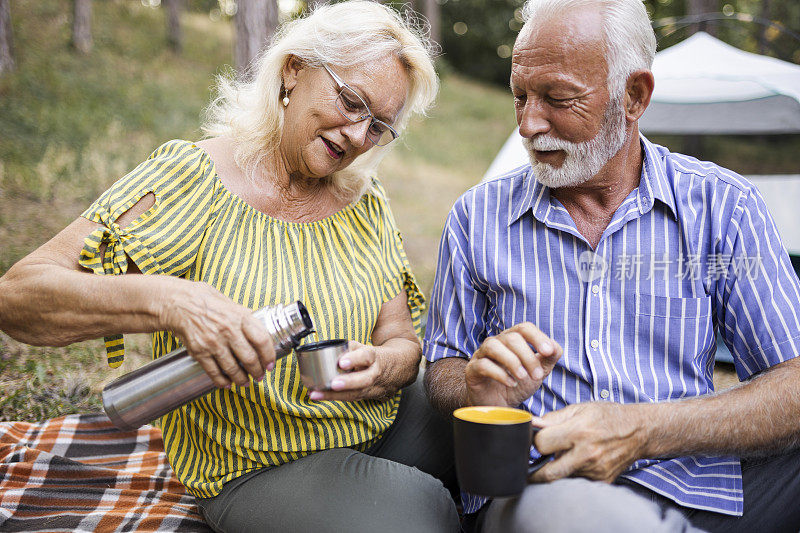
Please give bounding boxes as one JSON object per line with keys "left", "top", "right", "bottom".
{"left": 0, "top": 414, "right": 210, "bottom": 531}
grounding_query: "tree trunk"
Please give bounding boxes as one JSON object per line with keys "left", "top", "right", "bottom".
{"left": 72, "top": 0, "right": 92, "bottom": 54}
{"left": 235, "top": 0, "right": 279, "bottom": 77}
{"left": 0, "top": 0, "right": 14, "bottom": 75}
{"left": 422, "top": 0, "right": 440, "bottom": 48}
{"left": 165, "top": 0, "right": 182, "bottom": 53}
{"left": 687, "top": 0, "right": 719, "bottom": 36}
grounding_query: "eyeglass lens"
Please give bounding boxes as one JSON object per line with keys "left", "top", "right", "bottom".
{"left": 334, "top": 87, "right": 396, "bottom": 146}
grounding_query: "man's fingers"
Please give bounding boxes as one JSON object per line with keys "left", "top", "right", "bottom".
{"left": 468, "top": 356, "right": 519, "bottom": 388}
{"left": 501, "top": 331, "right": 543, "bottom": 380}
{"left": 540, "top": 403, "right": 581, "bottom": 426}
{"left": 476, "top": 338, "right": 529, "bottom": 382}
{"left": 529, "top": 450, "right": 582, "bottom": 483}
{"left": 533, "top": 416, "right": 578, "bottom": 456}
{"left": 512, "top": 322, "right": 563, "bottom": 359}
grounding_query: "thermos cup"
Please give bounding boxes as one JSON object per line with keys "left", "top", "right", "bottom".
{"left": 296, "top": 339, "right": 349, "bottom": 390}
{"left": 102, "top": 301, "right": 313, "bottom": 430}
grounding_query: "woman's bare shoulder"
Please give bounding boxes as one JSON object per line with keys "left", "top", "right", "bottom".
{"left": 195, "top": 137, "right": 233, "bottom": 167}
{"left": 195, "top": 137, "right": 245, "bottom": 187}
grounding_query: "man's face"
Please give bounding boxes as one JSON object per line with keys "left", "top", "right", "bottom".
{"left": 511, "top": 7, "right": 628, "bottom": 188}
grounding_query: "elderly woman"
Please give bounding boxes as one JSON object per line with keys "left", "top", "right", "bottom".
{"left": 0, "top": 2, "right": 458, "bottom": 531}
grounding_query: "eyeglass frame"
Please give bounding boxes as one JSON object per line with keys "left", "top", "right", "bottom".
{"left": 321, "top": 63, "right": 399, "bottom": 147}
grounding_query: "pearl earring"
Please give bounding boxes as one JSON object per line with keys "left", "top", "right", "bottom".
{"left": 282, "top": 95, "right": 290, "bottom": 107}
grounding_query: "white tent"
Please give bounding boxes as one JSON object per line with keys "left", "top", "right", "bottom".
{"left": 482, "top": 32, "right": 800, "bottom": 255}
{"left": 639, "top": 32, "right": 800, "bottom": 134}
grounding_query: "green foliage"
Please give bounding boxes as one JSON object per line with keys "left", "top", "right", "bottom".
{"left": 0, "top": 0, "right": 236, "bottom": 421}
{"left": 399, "top": 76, "right": 515, "bottom": 173}
{"left": 440, "top": 0, "right": 800, "bottom": 86}
{"left": 187, "top": 0, "right": 221, "bottom": 13}
{"left": 441, "top": 0, "right": 524, "bottom": 87}
{"left": 646, "top": 0, "right": 800, "bottom": 63}
{"left": 0, "top": 0, "right": 232, "bottom": 203}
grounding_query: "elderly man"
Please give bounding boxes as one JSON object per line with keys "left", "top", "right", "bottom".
{"left": 423, "top": 0, "right": 800, "bottom": 531}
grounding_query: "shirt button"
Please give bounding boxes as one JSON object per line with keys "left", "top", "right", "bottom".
{"left": 591, "top": 285, "right": 600, "bottom": 295}
{"left": 600, "top": 389, "right": 610, "bottom": 399}
{"left": 591, "top": 339, "right": 600, "bottom": 349}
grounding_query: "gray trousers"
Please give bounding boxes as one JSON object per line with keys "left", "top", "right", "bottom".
{"left": 196, "top": 377, "right": 460, "bottom": 533}
{"left": 474, "top": 447, "right": 800, "bottom": 533}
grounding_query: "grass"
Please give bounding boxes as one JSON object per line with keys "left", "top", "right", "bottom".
{"left": 0, "top": 1, "right": 236, "bottom": 420}
{"left": 0, "top": 0, "right": 777, "bottom": 421}
{"left": 0, "top": 332, "right": 151, "bottom": 421}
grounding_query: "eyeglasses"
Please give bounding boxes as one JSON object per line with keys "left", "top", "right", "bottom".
{"left": 322, "top": 64, "right": 399, "bottom": 147}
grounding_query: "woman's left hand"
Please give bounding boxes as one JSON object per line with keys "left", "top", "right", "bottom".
{"left": 308, "top": 341, "right": 390, "bottom": 401}
{"left": 306, "top": 290, "right": 421, "bottom": 402}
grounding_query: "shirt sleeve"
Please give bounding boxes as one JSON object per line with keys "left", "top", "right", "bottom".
{"left": 369, "top": 180, "right": 426, "bottom": 338}
{"left": 78, "top": 140, "right": 218, "bottom": 366}
{"left": 716, "top": 186, "right": 800, "bottom": 380}
{"left": 423, "top": 201, "right": 489, "bottom": 363}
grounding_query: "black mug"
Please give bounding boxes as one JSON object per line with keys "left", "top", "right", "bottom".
{"left": 453, "top": 406, "right": 554, "bottom": 497}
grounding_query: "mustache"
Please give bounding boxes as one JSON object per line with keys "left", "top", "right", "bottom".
{"left": 522, "top": 134, "right": 576, "bottom": 153}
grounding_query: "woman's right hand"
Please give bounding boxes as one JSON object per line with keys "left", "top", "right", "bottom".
{"left": 161, "top": 281, "right": 277, "bottom": 388}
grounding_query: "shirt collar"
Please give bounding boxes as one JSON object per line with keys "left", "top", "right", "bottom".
{"left": 507, "top": 166, "right": 550, "bottom": 227}
{"left": 506, "top": 134, "right": 678, "bottom": 227}
{"left": 639, "top": 134, "right": 678, "bottom": 220}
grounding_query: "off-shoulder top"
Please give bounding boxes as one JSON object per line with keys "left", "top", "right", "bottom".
{"left": 78, "top": 140, "right": 425, "bottom": 498}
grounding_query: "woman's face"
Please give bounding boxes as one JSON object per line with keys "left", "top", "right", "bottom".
{"left": 280, "top": 55, "right": 409, "bottom": 180}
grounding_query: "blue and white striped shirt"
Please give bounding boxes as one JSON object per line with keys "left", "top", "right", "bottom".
{"left": 423, "top": 135, "right": 800, "bottom": 516}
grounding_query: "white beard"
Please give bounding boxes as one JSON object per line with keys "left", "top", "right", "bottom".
{"left": 522, "top": 95, "right": 628, "bottom": 189}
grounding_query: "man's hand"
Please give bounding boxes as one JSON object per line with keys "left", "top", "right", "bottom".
{"left": 465, "top": 322, "right": 562, "bottom": 408}
{"left": 529, "top": 402, "right": 648, "bottom": 484}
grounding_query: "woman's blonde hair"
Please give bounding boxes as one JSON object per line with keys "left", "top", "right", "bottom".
{"left": 202, "top": 1, "right": 439, "bottom": 200}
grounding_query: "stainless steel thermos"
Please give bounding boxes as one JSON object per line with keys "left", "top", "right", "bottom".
{"left": 102, "top": 301, "right": 314, "bottom": 430}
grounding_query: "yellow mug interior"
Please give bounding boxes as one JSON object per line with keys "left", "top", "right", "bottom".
{"left": 453, "top": 406, "right": 533, "bottom": 425}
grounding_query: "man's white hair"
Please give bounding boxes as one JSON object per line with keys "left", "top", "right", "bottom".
{"left": 202, "top": 1, "right": 438, "bottom": 200}
{"left": 520, "top": 0, "right": 656, "bottom": 97}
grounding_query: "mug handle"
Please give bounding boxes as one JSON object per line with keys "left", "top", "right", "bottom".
{"left": 527, "top": 453, "right": 555, "bottom": 476}
{"left": 527, "top": 427, "right": 553, "bottom": 476}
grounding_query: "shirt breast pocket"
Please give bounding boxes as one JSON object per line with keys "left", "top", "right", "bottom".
{"left": 635, "top": 294, "right": 712, "bottom": 319}
{"left": 633, "top": 294, "right": 715, "bottom": 400}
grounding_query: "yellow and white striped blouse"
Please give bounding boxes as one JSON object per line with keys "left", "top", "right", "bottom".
{"left": 78, "top": 140, "right": 425, "bottom": 498}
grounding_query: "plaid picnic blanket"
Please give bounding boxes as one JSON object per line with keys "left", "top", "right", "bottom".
{"left": 0, "top": 413, "right": 211, "bottom": 532}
